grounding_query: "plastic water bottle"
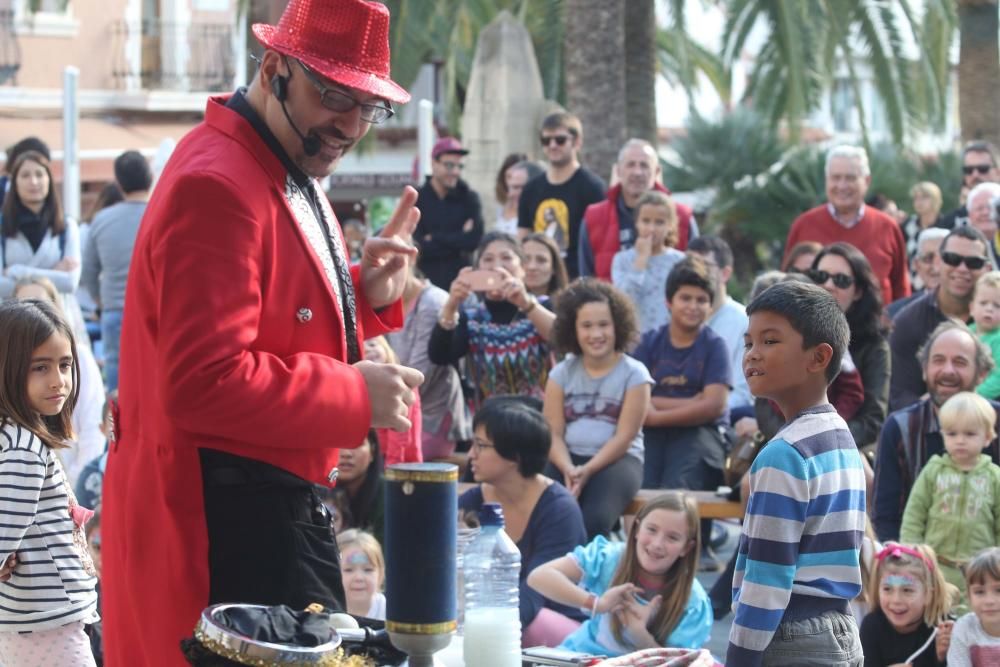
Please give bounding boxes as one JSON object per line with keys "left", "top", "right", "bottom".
{"left": 462, "top": 503, "right": 521, "bottom": 667}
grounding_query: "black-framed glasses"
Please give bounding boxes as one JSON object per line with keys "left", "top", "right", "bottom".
{"left": 808, "top": 269, "right": 855, "bottom": 289}
{"left": 297, "top": 60, "right": 394, "bottom": 124}
{"left": 540, "top": 134, "right": 571, "bottom": 147}
{"left": 471, "top": 438, "right": 495, "bottom": 453}
{"left": 963, "top": 164, "right": 993, "bottom": 176}
{"left": 941, "top": 251, "right": 989, "bottom": 270}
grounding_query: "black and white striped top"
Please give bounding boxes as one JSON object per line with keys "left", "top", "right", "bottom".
{"left": 0, "top": 420, "right": 98, "bottom": 631}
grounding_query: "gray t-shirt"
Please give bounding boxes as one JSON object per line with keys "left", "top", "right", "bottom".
{"left": 948, "top": 611, "right": 1000, "bottom": 667}
{"left": 549, "top": 353, "right": 653, "bottom": 463}
{"left": 81, "top": 200, "right": 146, "bottom": 310}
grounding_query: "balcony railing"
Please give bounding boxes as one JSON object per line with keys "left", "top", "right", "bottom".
{"left": 111, "top": 19, "right": 235, "bottom": 92}
{"left": 0, "top": 9, "right": 21, "bottom": 85}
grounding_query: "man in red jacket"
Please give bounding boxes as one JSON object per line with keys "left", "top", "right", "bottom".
{"left": 784, "top": 144, "right": 910, "bottom": 303}
{"left": 100, "top": 1, "right": 422, "bottom": 665}
{"left": 578, "top": 138, "right": 698, "bottom": 279}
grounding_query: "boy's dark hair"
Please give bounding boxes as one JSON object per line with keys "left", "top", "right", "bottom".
{"left": 665, "top": 255, "right": 715, "bottom": 305}
{"left": 114, "top": 150, "right": 153, "bottom": 194}
{"left": 541, "top": 111, "right": 582, "bottom": 139}
{"left": 472, "top": 396, "right": 551, "bottom": 476}
{"left": 746, "top": 281, "right": 850, "bottom": 384}
{"left": 552, "top": 278, "right": 638, "bottom": 356}
{"left": 0, "top": 299, "right": 80, "bottom": 448}
{"left": 5, "top": 136, "right": 50, "bottom": 168}
{"left": 687, "top": 235, "right": 734, "bottom": 270}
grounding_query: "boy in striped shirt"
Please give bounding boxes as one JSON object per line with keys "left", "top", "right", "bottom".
{"left": 727, "top": 281, "right": 866, "bottom": 666}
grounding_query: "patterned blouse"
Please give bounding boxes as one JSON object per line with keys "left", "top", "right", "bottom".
{"left": 428, "top": 298, "right": 553, "bottom": 408}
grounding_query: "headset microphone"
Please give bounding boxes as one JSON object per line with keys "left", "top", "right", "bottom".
{"left": 271, "top": 73, "right": 322, "bottom": 157}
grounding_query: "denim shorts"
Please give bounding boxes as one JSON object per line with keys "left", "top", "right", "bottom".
{"left": 762, "top": 610, "right": 863, "bottom": 666}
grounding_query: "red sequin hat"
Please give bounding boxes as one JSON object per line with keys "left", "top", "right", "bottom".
{"left": 252, "top": 0, "right": 411, "bottom": 104}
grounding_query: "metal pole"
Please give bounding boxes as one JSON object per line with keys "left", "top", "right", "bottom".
{"left": 62, "top": 66, "right": 80, "bottom": 222}
{"left": 418, "top": 99, "right": 434, "bottom": 180}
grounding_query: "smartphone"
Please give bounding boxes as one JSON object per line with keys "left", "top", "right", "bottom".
{"left": 464, "top": 269, "right": 503, "bottom": 291}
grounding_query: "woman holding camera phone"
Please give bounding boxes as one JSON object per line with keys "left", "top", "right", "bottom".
{"left": 429, "top": 232, "right": 556, "bottom": 407}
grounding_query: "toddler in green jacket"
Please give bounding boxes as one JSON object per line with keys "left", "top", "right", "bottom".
{"left": 901, "top": 392, "right": 1000, "bottom": 604}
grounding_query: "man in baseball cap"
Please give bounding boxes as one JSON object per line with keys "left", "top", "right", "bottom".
{"left": 414, "top": 137, "right": 484, "bottom": 288}
{"left": 101, "top": 1, "right": 422, "bottom": 664}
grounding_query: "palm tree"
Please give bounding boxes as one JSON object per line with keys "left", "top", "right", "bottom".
{"left": 625, "top": 0, "right": 658, "bottom": 145}
{"left": 720, "top": 0, "right": 954, "bottom": 148}
{"left": 957, "top": 0, "right": 1000, "bottom": 146}
{"left": 563, "top": 0, "right": 625, "bottom": 181}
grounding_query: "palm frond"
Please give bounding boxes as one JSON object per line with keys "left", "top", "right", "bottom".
{"left": 657, "top": 27, "right": 731, "bottom": 107}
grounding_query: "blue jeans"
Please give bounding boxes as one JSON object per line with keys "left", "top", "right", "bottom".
{"left": 101, "top": 309, "right": 123, "bottom": 393}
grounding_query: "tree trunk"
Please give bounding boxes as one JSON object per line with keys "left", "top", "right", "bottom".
{"left": 563, "top": 0, "right": 626, "bottom": 183}
{"left": 624, "top": 0, "right": 658, "bottom": 146}
{"left": 957, "top": 0, "right": 1000, "bottom": 147}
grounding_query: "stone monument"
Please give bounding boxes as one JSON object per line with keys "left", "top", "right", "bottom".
{"left": 460, "top": 11, "right": 554, "bottom": 229}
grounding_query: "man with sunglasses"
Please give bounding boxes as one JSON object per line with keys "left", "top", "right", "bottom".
{"left": 101, "top": 1, "right": 424, "bottom": 664}
{"left": 889, "top": 225, "right": 995, "bottom": 411}
{"left": 517, "top": 111, "right": 606, "bottom": 278}
{"left": 938, "top": 141, "right": 1000, "bottom": 231}
{"left": 785, "top": 145, "right": 911, "bottom": 304}
{"left": 413, "top": 137, "right": 484, "bottom": 289}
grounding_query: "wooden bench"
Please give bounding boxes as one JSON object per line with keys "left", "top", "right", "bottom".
{"left": 623, "top": 489, "right": 742, "bottom": 520}
{"left": 456, "top": 483, "right": 743, "bottom": 521}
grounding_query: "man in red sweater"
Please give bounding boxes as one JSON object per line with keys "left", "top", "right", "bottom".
{"left": 784, "top": 145, "right": 910, "bottom": 304}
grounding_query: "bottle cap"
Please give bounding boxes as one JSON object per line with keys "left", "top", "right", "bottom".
{"left": 478, "top": 502, "right": 505, "bottom": 527}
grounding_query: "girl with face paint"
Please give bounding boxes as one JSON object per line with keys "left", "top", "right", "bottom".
{"left": 860, "top": 543, "right": 959, "bottom": 666}
{"left": 336, "top": 529, "right": 386, "bottom": 620}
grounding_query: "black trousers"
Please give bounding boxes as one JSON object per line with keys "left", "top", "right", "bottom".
{"left": 545, "top": 453, "right": 643, "bottom": 539}
{"left": 199, "top": 449, "right": 346, "bottom": 611}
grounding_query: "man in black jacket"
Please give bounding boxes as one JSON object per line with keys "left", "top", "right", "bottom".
{"left": 414, "top": 137, "right": 484, "bottom": 289}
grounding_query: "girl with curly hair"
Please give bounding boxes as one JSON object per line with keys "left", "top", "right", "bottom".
{"left": 544, "top": 279, "right": 652, "bottom": 538}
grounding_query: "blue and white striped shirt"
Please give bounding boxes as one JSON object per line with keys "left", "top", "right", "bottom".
{"left": 0, "top": 420, "right": 98, "bottom": 631}
{"left": 727, "top": 404, "right": 866, "bottom": 666}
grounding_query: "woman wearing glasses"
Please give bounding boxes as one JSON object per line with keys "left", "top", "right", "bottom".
{"left": 459, "top": 397, "right": 587, "bottom": 647}
{"left": 808, "top": 242, "right": 890, "bottom": 454}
